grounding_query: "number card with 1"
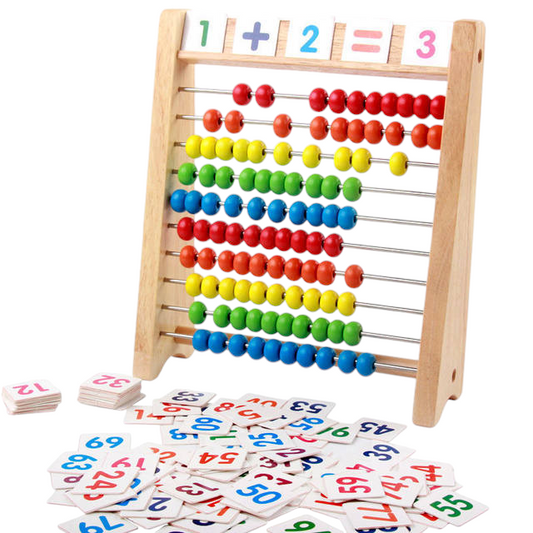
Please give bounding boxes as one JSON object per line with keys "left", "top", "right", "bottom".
{"left": 233, "top": 18, "right": 280, "bottom": 56}
{"left": 241, "top": 428, "right": 292, "bottom": 452}
{"left": 189, "top": 446, "right": 247, "bottom": 471}
{"left": 355, "top": 418, "right": 406, "bottom": 442}
{"left": 323, "top": 470, "right": 384, "bottom": 500}
{"left": 182, "top": 11, "right": 228, "bottom": 53}
{"left": 78, "top": 434, "right": 131, "bottom": 452}
{"left": 124, "top": 405, "right": 174, "bottom": 425}
{"left": 285, "top": 18, "right": 335, "bottom": 60}
{"left": 159, "top": 473, "right": 226, "bottom": 504}
{"left": 341, "top": 18, "right": 393, "bottom": 63}
{"left": 177, "top": 415, "right": 233, "bottom": 435}
{"left": 152, "top": 401, "right": 202, "bottom": 417}
{"left": 364, "top": 473, "right": 422, "bottom": 507}
{"left": 267, "top": 514, "right": 343, "bottom": 533}
{"left": 71, "top": 464, "right": 139, "bottom": 495}
{"left": 193, "top": 495, "right": 241, "bottom": 522}
{"left": 282, "top": 398, "right": 335, "bottom": 417}
{"left": 58, "top": 512, "right": 137, "bottom": 533}
{"left": 401, "top": 21, "right": 453, "bottom": 67}
{"left": 398, "top": 458, "right": 455, "bottom": 486}
{"left": 344, "top": 501, "right": 411, "bottom": 530}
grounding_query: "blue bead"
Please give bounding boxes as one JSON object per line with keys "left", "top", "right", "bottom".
{"left": 338, "top": 350, "right": 357, "bottom": 373}
{"left": 248, "top": 337, "right": 265, "bottom": 359}
{"left": 280, "top": 342, "right": 298, "bottom": 364}
{"left": 170, "top": 189, "right": 188, "bottom": 212}
{"left": 202, "top": 192, "right": 221, "bottom": 216}
{"left": 264, "top": 339, "right": 282, "bottom": 362}
{"left": 296, "top": 344, "right": 317, "bottom": 368}
{"left": 224, "top": 194, "right": 244, "bottom": 217}
{"left": 268, "top": 199, "right": 287, "bottom": 223}
{"left": 184, "top": 190, "right": 203, "bottom": 214}
{"left": 192, "top": 329, "right": 211, "bottom": 351}
{"left": 208, "top": 331, "right": 228, "bottom": 354}
{"left": 316, "top": 347, "right": 336, "bottom": 369}
{"left": 247, "top": 197, "right": 267, "bottom": 221}
{"left": 356, "top": 352, "right": 376, "bottom": 376}
{"left": 322, "top": 204, "right": 340, "bottom": 228}
{"left": 288, "top": 201, "right": 307, "bottom": 225}
{"left": 307, "top": 204, "right": 324, "bottom": 227}
{"left": 338, "top": 206, "right": 358, "bottom": 230}
{"left": 228, "top": 334, "right": 247, "bottom": 356}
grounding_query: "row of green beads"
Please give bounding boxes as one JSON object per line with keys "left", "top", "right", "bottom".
{"left": 188, "top": 302, "right": 362, "bottom": 345}
{"left": 178, "top": 163, "right": 363, "bottom": 202}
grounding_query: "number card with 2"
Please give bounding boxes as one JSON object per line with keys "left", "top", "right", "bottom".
{"left": 402, "top": 22, "right": 453, "bottom": 67}
{"left": 267, "top": 514, "right": 343, "bottom": 533}
{"left": 285, "top": 18, "right": 335, "bottom": 60}
{"left": 121, "top": 490, "right": 184, "bottom": 519}
{"left": 182, "top": 12, "right": 228, "bottom": 53}
{"left": 341, "top": 18, "right": 393, "bottom": 64}
{"left": 78, "top": 434, "right": 131, "bottom": 452}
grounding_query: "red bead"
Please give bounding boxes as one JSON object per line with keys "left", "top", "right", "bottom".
{"left": 413, "top": 95, "right": 431, "bottom": 118}
{"left": 290, "top": 230, "right": 308, "bottom": 254}
{"left": 330, "top": 118, "right": 349, "bottom": 142}
{"left": 323, "top": 234, "right": 343, "bottom": 257}
{"left": 365, "top": 92, "right": 382, "bottom": 115}
{"left": 233, "top": 252, "right": 250, "bottom": 275}
{"left": 209, "top": 221, "right": 227, "bottom": 244}
{"left": 225, "top": 223, "right": 244, "bottom": 245}
{"left": 364, "top": 120, "right": 383, "bottom": 144}
{"left": 345, "top": 265, "right": 363, "bottom": 288}
{"left": 381, "top": 93, "right": 398, "bottom": 116}
{"left": 273, "top": 114, "right": 292, "bottom": 138}
{"left": 430, "top": 95, "right": 445, "bottom": 119}
{"left": 197, "top": 248, "right": 216, "bottom": 270}
{"left": 225, "top": 110, "right": 244, "bottom": 133}
{"left": 243, "top": 225, "right": 261, "bottom": 247}
{"left": 310, "top": 116, "right": 329, "bottom": 140}
{"left": 347, "top": 120, "right": 365, "bottom": 143}
{"left": 179, "top": 245, "right": 197, "bottom": 268}
{"left": 177, "top": 217, "right": 195, "bottom": 240}
{"left": 266, "top": 255, "right": 285, "bottom": 279}
{"left": 316, "top": 261, "right": 336, "bottom": 285}
{"left": 284, "top": 258, "right": 302, "bottom": 281}
{"left": 255, "top": 84, "right": 275, "bottom": 108}
{"left": 249, "top": 253, "right": 268, "bottom": 277}
{"left": 203, "top": 109, "right": 222, "bottom": 132}
{"left": 306, "top": 232, "right": 324, "bottom": 255}
{"left": 233, "top": 83, "right": 252, "bottom": 105}
{"left": 427, "top": 125, "right": 443, "bottom": 150}
{"left": 218, "top": 250, "right": 235, "bottom": 272}
{"left": 411, "top": 124, "right": 429, "bottom": 148}
{"left": 347, "top": 91, "right": 365, "bottom": 115}
{"left": 329, "top": 89, "right": 347, "bottom": 113}
{"left": 260, "top": 227, "right": 277, "bottom": 250}
{"left": 301, "top": 260, "right": 318, "bottom": 283}
{"left": 385, "top": 122, "right": 404, "bottom": 146}
{"left": 275, "top": 228, "right": 292, "bottom": 251}
{"left": 309, "top": 88, "right": 328, "bottom": 112}
{"left": 397, "top": 94, "right": 414, "bottom": 117}
{"left": 192, "top": 219, "right": 210, "bottom": 241}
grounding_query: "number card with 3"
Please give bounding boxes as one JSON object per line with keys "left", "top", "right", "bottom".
{"left": 344, "top": 502, "right": 411, "bottom": 530}
{"left": 355, "top": 418, "right": 406, "bottom": 442}
{"left": 402, "top": 22, "right": 453, "bottom": 67}
{"left": 58, "top": 512, "right": 137, "bottom": 533}
{"left": 78, "top": 434, "right": 131, "bottom": 452}
{"left": 182, "top": 12, "right": 228, "bottom": 53}
{"left": 341, "top": 18, "right": 393, "bottom": 63}
{"left": 282, "top": 398, "right": 335, "bottom": 417}
{"left": 267, "top": 514, "right": 343, "bottom": 533}
{"left": 160, "top": 389, "right": 215, "bottom": 407}
{"left": 285, "top": 18, "right": 335, "bottom": 60}
{"left": 48, "top": 451, "right": 106, "bottom": 474}
{"left": 350, "top": 440, "right": 415, "bottom": 469}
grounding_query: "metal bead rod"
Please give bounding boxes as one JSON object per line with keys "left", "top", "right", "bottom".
{"left": 356, "top": 215, "right": 432, "bottom": 228}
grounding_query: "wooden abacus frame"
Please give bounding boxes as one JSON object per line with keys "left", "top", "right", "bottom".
{"left": 133, "top": 10, "right": 485, "bottom": 427}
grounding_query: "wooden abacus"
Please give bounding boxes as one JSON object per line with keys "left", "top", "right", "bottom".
{"left": 133, "top": 10, "right": 485, "bottom": 427}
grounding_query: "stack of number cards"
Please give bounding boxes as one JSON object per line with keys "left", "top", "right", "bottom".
{"left": 48, "top": 390, "right": 488, "bottom": 532}
{"left": 2, "top": 379, "right": 61, "bottom": 414}
{"left": 78, "top": 372, "right": 143, "bottom": 409}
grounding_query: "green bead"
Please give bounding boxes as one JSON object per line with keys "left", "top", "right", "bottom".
{"left": 188, "top": 301, "right": 207, "bottom": 324}
{"left": 230, "top": 307, "right": 248, "bottom": 330}
{"left": 276, "top": 313, "right": 294, "bottom": 336}
{"left": 213, "top": 305, "right": 231, "bottom": 328}
{"left": 292, "top": 315, "right": 312, "bottom": 339}
{"left": 178, "top": 163, "right": 197, "bottom": 186}
{"left": 255, "top": 169, "right": 272, "bottom": 194}
{"left": 321, "top": 175, "right": 341, "bottom": 200}
{"left": 270, "top": 171, "right": 287, "bottom": 195}
{"left": 198, "top": 164, "right": 216, "bottom": 187}
{"left": 305, "top": 174, "right": 323, "bottom": 198}
{"left": 327, "top": 320, "right": 345, "bottom": 344}
{"left": 285, "top": 172, "right": 303, "bottom": 196}
{"left": 343, "top": 321, "right": 362, "bottom": 346}
{"left": 343, "top": 177, "right": 362, "bottom": 202}
{"left": 246, "top": 309, "right": 263, "bottom": 332}
{"left": 215, "top": 166, "right": 235, "bottom": 189}
{"left": 311, "top": 317, "right": 329, "bottom": 342}
{"left": 261, "top": 311, "right": 279, "bottom": 334}
{"left": 239, "top": 168, "right": 256, "bottom": 192}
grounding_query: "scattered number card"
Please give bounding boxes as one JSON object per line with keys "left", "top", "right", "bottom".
{"left": 261, "top": 411, "right": 306, "bottom": 430}
{"left": 224, "top": 477, "right": 295, "bottom": 512}
{"left": 338, "top": 515, "right": 410, "bottom": 533}
{"left": 177, "top": 415, "right": 233, "bottom": 436}
{"left": 160, "top": 427, "right": 200, "bottom": 446}
{"left": 402, "top": 21, "right": 453, "bottom": 67}
{"left": 369, "top": 473, "right": 422, "bottom": 507}
{"left": 239, "top": 393, "right": 284, "bottom": 408}
{"left": 344, "top": 501, "right": 411, "bottom": 529}
{"left": 233, "top": 18, "right": 280, "bottom": 56}
{"left": 58, "top": 512, "right": 137, "bottom": 533}
{"left": 51, "top": 472, "right": 85, "bottom": 490}
{"left": 287, "top": 416, "right": 336, "bottom": 435}
{"left": 182, "top": 12, "right": 228, "bottom": 53}
{"left": 152, "top": 401, "right": 202, "bottom": 417}
{"left": 121, "top": 490, "right": 183, "bottom": 518}
{"left": 341, "top": 18, "right": 393, "bottom": 63}
{"left": 200, "top": 427, "right": 244, "bottom": 446}
{"left": 222, "top": 404, "right": 279, "bottom": 427}
{"left": 71, "top": 465, "right": 139, "bottom": 495}
{"left": 282, "top": 398, "right": 335, "bottom": 417}
{"left": 79, "top": 434, "right": 131, "bottom": 452}
{"left": 160, "top": 389, "right": 215, "bottom": 407}
{"left": 314, "top": 423, "right": 358, "bottom": 444}
{"left": 356, "top": 418, "right": 406, "bottom": 442}
{"left": 267, "top": 514, "right": 343, "bottom": 533}
{"left": 124, "top": 405, "right": 174, "bottom": 425}
{"left": 189, "top": 446, "right": 247, "bottom": 471}
{"left": 48, "top": 451, "right": 106, "bottom": 474}
{"left": 398, "top": 458, "right": 455, "bottom": 486}
{"left": 285, "top": 18, "right": 335, "bottom": 60}
{"left": 350, "top": 440, "right": 415, "bottom": 469}
{"left": 241, "top": 428, "right": 292, "bottom": 452}
{"left": 300, "top": 491, "right": 346, "bottom": 514}
{"left": 323, "top": 470, "right": 384, "bottom": 500}
{"left": 261, "top": 446, "right": 321, "bottom": 464}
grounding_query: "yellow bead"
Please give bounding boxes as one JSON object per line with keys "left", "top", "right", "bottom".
{"left": 200, "top": 136, "right": 218, "bottom": 159}
{"left": 234, "top": 279, "right": 252, "bottom": 303}
{"left": 302, "top": 145, "right": 321, "bottom": 168}
{"left": 249, "top": 281, "right": 268, "bottom": 305}
{"left": 352, "top": 148, "right": 372, "bottom": 173}
{"left": 233, "top": 139, "right": 250, "bottom": 162}
{"left": 273, "top": 142, "right": 293, "bottom": 166}
{"left": 248, "top": 140, "right": 267, "bottom": 164}
{"left": 334, "top": 147, "right": 353, "bottom": 172}
{"left": 389, "top": 152, "right": 409, "bottom": 176}
{"left": 285, "top": 286, "right": 304, "bottom": 309}
{"left": 320, "top": 290, "right": 339, "bottom": 313}
{"left": 200, "top": 275, "right": 220, "bottom": 299}
{"left": 185, "top": 273, "right": 203, "bottom": 297}
{"left": 338, "top": 292, "right": 356, "bottom": 316}
{"left": 266, "top": 284, "right": 286, "bottom": 306}
{"left": 215, "top": 137, "right": 234, "bottom": 161}
{"left": 185, "top": 135, "right": 202, "bottom": 159}
{"left": 218, "top": 278, "right": 236, "bottom": 301}
{"left": 303, "top": 288, "right": 322, "bottom": 312}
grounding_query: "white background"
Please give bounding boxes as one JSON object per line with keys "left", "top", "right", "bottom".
{"left": 0, "top": 0, "right": 531, "bottom": 531}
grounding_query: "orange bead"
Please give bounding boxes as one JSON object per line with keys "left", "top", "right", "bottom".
{"left": 249, "top": 253, "right": 268, "bottom": 277}
{"left": 317, "top": 261, "right": 336, "bottom": 285}
{"left": 267, "top": 255, "right": 285, "bottom": 279}
{"left": 273, "top": 114, "right": 292, "bottom": 138}
{"left": 330, "top": 118, "right": 349, "bottom": 142}
{"left": 385, "top": 122, "right": 404, "bottom": 146}
{"left": 218, "top": 250, "right": 235, "bottom": 272}
{"left": 233, "top": 252, "right": 251, "bottom": 275}
{"left": 179, "top": 245, "right": 197, "bottom": 268}
{"left": 225, "top": 110, "right": 244, "bottom": 133}
{"left": 310, "top": 116, "right": 329, "bottom": 140}
{"left": 301, "top": 260, "right": 318, "bottom": 284}
{"left": 284, "top": 258, "right": 302, "bottom": 281}
{"left": 345, "top": 264, "right": 364, "bottom": 288}
{"left": 203, "top": 109, "right": 222, "bottom": 132}
{"left": 197, "top": 248, "right": 216, "bottom": 270}
{"left": 347, "top": 119, "right": 365, "bottom": 143}
{"left": 411, "top": 124, "right": 429, "bottom": 148}
{"left": 427, "top": 125, "right": 442, "bottom": 150}
{"left": 364, "top": 120, "right": 383, "bottom": 144}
